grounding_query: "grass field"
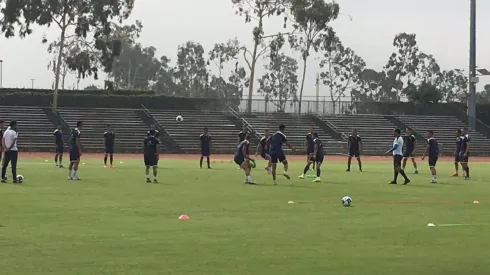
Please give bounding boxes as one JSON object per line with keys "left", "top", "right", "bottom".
{"left": 0, "top": 154, "right": 489, "bottom": 275}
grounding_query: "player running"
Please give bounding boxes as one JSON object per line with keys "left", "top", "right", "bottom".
{"left": 103, "top": 125, "right": 116, "bottom": 168}
{"left": 385, "top": 128, "right": 410, "bottom": 185}
{"left": 54, "top": 123, "right": 64, "bottom": 168}
{"left": 305, "top": 128, "right": 316, "bottom": 170}
{"left": 269, "top": 124, "right": 297, "bottom": 185}
{"left": 452, "top": 129, "right": 463, "bottom": 177}
{"left": 0, "top": 120, "right": 3, "bottom": 165}
{"left": 422, "top": 130, "right": 439, "bottom": 183}
{"left": 199, "top": 127, "right": 212, "bottom": 169}
{"left": 255, "top": 130, "right": 271, "bottom": 174}
{"left": 234, "top": 134, "right": 254, "bottom": 184}
{"left": 143, "top": 132, "right": 160, "bottom": 183}
{"left": 68, "top": 121, "right": 83, "bottom": 180}
{"left": 236, "top": 126, "right": 248, "bottom": 169}
{"left": 299, "top": 133, "right": 324, "bottom": 182}
{"left": 402, "top": 128, "right": 418, "bottom": 174}
{"left": 346, "top": 129, "right": 362, "bottom": 172}
{"left": 459, "top": 127, "right": 470, "bottom": 180}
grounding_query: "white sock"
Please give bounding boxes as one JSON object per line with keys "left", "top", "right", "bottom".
{"left": 146, "top": 175, "right": 150, "bottom": 179}
{"left": 68, "top": 170, "right": 72, "bottom": 177}
{"left": 73, "top": 171, "right": 77, "bottom": 178}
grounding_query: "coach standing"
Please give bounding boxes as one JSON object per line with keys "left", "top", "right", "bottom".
{"left": 1, "top": 121, "right": 19, "bottom": 183}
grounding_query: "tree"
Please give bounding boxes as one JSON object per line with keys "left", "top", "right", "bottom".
{"left": 436, "top": 69, "right": 468, "bottom": 102}
{"left": 319, "top": 37, "right": 365, "bottom": 114}
{"left": 257, "top": 53, "right": 298, "bottom": 112}
{"left": 174, "top": 41, "right": 208, "bottom": 97}
{"left": 477, "top": 84, "right": 490, "bottom": 103}
{"left": 232, "top": 0, "right": 288, "bottom": 112}
{"left": 1, "top": 0, "right": 134, "bottom": 107}
{"left": 406, "top": 81, "right": 442, "bottom": 104}
{"left": 288, "top": 0, "right": 339, "bottom": 114}
{"left": 153, "top": 56, "right": 176, "bottom": 95}
{"left": 84, "top": 84, "right": 98, "bottom": 90}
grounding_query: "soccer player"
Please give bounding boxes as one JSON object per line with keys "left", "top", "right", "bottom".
{"left": 234, "top": 134, "right": 254, "bottom": 184}
{"left": 147, "top": 125, "right": 160, "bottom": 138}
{"left": 402, "top": 128, "right": 418, "bottom": 174}
{"left": 143, "top": 132, "right": 160, "bottom": 183}
{"left": 386, "top": 128, "right": 410, "bottom": 185}
{"left": 1, "top": 121, "right": 19, "bottom": 183}
{"left": 199, "top": 127, "right": 212, "bottom": 169}
{"left": 68, "top": 121, "right": 83, "bottom": 180}
{"left": 269, "top": 124, "right": 296, "bottom": 185}
{"left": 422, "top": 130, "right": 439, "bottom": 183}
{"left": 255, "top": 130, "right": 271, "bottom": 173}
{"left": 0, "top": 120, "right": 4, "bottom": 164}
{"left": 103, "top": 125, "right": 116, "bottom": 168}
{"left": 305, "top": 128, "right": 316, "bottom": 170}
{"left": 346, "top": 129, "right": 362, "bottom": 172}
{"left": 300, "top": 133, "right": 324, "bottom": 182}
{"left": 238, "top": 126, "right": 248, "bottom": 143}
{"left": 452, "top": 129, "right": 463, "bottom": 177}
{"left": 54, "top": 123, "right": 64, "bottom": 168}
{"left": 459, "top": 127, "right": 470, "bottom": 180}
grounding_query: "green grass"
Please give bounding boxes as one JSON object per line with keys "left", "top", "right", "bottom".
{"left": 0, "top": 157, "right": 489, "bottom": 275}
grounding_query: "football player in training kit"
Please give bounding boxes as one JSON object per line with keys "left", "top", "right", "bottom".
{"left": 54, "top": 123, "right": 64, "bottom": 168}
{"left": 237, "top": 126, "right": 248, "bottom": 169}
{"left": 305, "top": 128, "right": 316, "bottom": 170}
{"left": 269, "top": 124, "right": 297, "bottom": 185}
{"left": 453, "top": 129, "right": 464, "bottom": 177}
{"left": 402, "top": 128, "right": 418, "bottom": 174}
{"left": 147, "top": 125, "right": 160, "bottom": 138}
{"left": 346, "top": 129, "right": 362, "bottom": 172}
{"left": 103, "top": 125, "right": 116, "bottom": 168}
{"left": 299, "top": 133, "right": 324, "bottom": 182}
{"left": 255, "top": 130, "right": 271, "bottom": 174}
{"left": 143, "top": 132, "right": 160, "bottom": 183}
{"left": 459, "top": 127, "right": 471, "bottom": 180}
{"left": 386, "top": 129, "right": 410, "bottom": 185}
{"left": 199, "top": 127, "right": 212, "bottom": 169}
{"left": 68, "top": 121, "right": 83, "bottom": 180}
{"left": 234, "top": 134, "right": 254, "bottom": 184}
{"left": 422, "top": 130, "right": 439, "bottom": 183}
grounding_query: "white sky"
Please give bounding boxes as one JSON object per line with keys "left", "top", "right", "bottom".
{"left": 1, "top": 0, "right": 489, "bottom": 98}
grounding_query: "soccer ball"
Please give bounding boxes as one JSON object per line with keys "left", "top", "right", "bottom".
{"left": 341, "top": 196, "right": 352, "bottom": 207}
{"left": 16, "top": 175, "right": 24, "bottom": 183}
{"left": 176, "top": 115, "right": 183, "bottom": 122}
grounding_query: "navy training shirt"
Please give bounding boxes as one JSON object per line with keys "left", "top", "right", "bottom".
{"left": 147, "top": 129, "right": 160, "bottom": 138}
{"left": 143, "top": 136, "right": 160, "bottom": 155}
{"left": 404, "top": 135, "right": 416, "bottom": 152}
{"left": 104, "top": 131, "right": 116, "bottom": 147}
{"left": 200, "top": 134, "right": 211, "bottom": 149}
{"left": 460, "top": 134, "right": 470, "bottom": 154}
{"left": 54, "top": 129, "right": 63, "bottom": 145}
{"left": 306, "top": 133, "right": 315, "bottom": 153}
{"left": 235, "top": 140, "right": 250, "bottom": 159}
{"left": 455, "top": 136, "right": 463, "bottom": 155}
{"left": 269, "top": 131, "right": 287, "bottom": 154}
{"left": 427, "top": 137, "right": 439, "bottom": 158}
{"left": 70, "top": 128, "right": 81, "bottom": 150}
{"left": 314, "top": 137, "right": 324, "bottom": 157}
{"left": 348, "top": 135, "right": 361, "bottom": 150}
{"left": 238, "top": 131, "right": 247, "bottom": 142}
{"left": 260, "top": 136, "right": 269, "bottom": 153}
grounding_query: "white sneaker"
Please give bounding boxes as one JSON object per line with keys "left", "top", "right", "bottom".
{"left": 283, "top": 172, "right": 291, "bottom": 180}
{"left": 273, "top": 180, "right": 277, "bottom": 185}
{"left": 298, "top": 174, "right": 305, "bottom": 179}
{"left": 72, "top": 177, "right": 81, "bottom": 180}
{"left": 68, "top": 177, "right": 73, "bottom": 180}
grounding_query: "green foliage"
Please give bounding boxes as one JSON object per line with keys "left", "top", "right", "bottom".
{"left": 258, "top": 53, "right": 298, "bottom": 112}
{"left": 436, "top": 69, "right": 468, "bottom": 102}
{"left": 477, "top": 84, "right": 490, "bottom": 103}
{"left": 174, "top": 41, "right": 208, "bottom": 97}
{"left": 406, "top": 81, "right": 443, "bottom": 104}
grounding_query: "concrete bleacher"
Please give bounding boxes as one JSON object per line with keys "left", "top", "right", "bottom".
{"left": 150, "top": 110, "right": 240, "bottom": 153}
{"left": 321, "top": 115, "right": 398, "bottom": 155}
{"left": 57, "top": 108, "right": 149, "bottom": 153}
{"left": 395, "top": 115, "right": 490, "bottom": 155}
{"left": 0, "top": 106, "right": 54, "bottom": 151}
{"left": 242, "top": 113, "right": 344, "bottom": 154}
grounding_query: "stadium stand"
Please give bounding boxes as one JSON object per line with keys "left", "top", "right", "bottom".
{"left": 150, "top": 110, "right": 240, "bottom": 153}
{"left": 57, "top": 108, "right": 149, "bottom": 152}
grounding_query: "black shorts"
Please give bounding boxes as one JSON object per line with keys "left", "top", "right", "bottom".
{"left": 261, "top": 152, "right": 270, "bottom": 160}
{"left": 314, "top": 155, "right": 324, "bottom": 164}
{"left": 56, "top": 144, "right": 64, "bottom": 154}
{"left": 428, "top": 156, "right": 438, "bottom": 167}
{"left": 270, "top": 151, "right": 286, "bottom": 164}
{"left": 69, "top": 149, "right": 80, "bottom": 162}
{"left": 144, "top": 154, "right": 158, "bottom": 167}
{"left": 234, "top": 155, "right": 244, "bottom": 166}
{"left": 349, "top": 149, "right": 360, "bottom": 158}
{"left": 460, "top": 155, "right": 469, "bottom": 163}
{"left": 454, "top": 154, "right": 461, "bottom": 162}
{"left": 393, "top": 155, "right": 403, "bottom": 167}
{"left": 201, "top": 148, "right": 210, "bottom": 157}
{"left": 403, "top": 150, "right": 414, "bottom": 158}
{"left": 105, "top": 147, "right": 114, "bottom": 154}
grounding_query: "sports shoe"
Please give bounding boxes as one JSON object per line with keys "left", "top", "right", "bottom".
{"left": 59, "top": 164, "right": 64, "bottom": 168}
{"left": 146, "top": 178, "right": 151, "bottom": 183}
{"left": 451, "top": 173, "right": 458, "bottom": 177}
{"left": 464, "top": 176, "right": 470, "bottom": 180}
{"left": 403, "top": 179, "right": 411, "bottom": 185}
{"left": 414, "top": 171, "right": 419, "bottom": 174}
{"left": 153, "top": 179, "right": 158, "bottom": 183}
{"left": 110, "top": 165, "right": 115, "bottom": 168}
{"left": 312, "top": 177, "right": 321, "bottom": 182}
{"left": 68, "top": 177, "right": 73, "bottom": 180}
{"left": 298, "top": 174, "right": 305, "bottom": 179}
{"left": 389, "top": 181, "right": 397, "bottom": 185}
{"left": 1, "top": 179, "right": 6, "bottom": 183}
{"left": 104, "top": 165, "right": 107, "bottom": 168}
{"left": 346, "top": 169, "right": 350, "bottom": 172}
{"left": 12, "top": 180, "right": 18, "bottom": 184}
{"left": 431, "top": 179, "right": 437, "bottom": 183}
{"left": 283, "top": 172, "right": 290, "bottom": 180}
{"left": 72, "top": 177, "right": 81, "bottom": 181}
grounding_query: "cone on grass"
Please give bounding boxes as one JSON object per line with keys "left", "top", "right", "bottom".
{"left": 473, "top": 200, "right": 480, "bottom": 204}
{"left": 178, "top": 214, "right": 189, "bottom": 220}
{"left": 288, "top": 201, "right": 294, "bottom": 204}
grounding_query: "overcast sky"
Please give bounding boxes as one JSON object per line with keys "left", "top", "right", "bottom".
{"left": 1, "top": 0, "right": 489, "bottom": 98}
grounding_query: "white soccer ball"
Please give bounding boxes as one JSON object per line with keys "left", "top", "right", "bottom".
{"left": 176, "top": 115, "right": 183, "bottom": 122}
{"left": 341, "top": 196, "right": 352, "bottom": 207}
{"left": 16, "top": 175, "right": 24, "bottom": 183}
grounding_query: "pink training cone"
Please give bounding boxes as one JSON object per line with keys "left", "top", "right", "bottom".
{"left": 178, "top": 214, "right": 189, "bottom": 220}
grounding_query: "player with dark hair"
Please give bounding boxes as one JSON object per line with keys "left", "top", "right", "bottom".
{"left": 147, "top": 125, "right": 160, "bottom": 138}
{"left": 68, "top": 121, "right": 83, "bottom": 180}
{"left": 300, "top": 133, "right": 324, "bottom": 182}
{"left": 255, "top": 129, "right": 271, "bottom": 173}
{"left": 199, "top": 127, "right": 212, "bottom": 169}
{"left": 143, "top": 132, "right": 160, "bottom": 183}
{"left": 103, "top": 125, "right": 116, "bottom": 168}
{"left": 234, "top": 134, "right": 254, "bottom": 184}
{"left": 459, "top": 127, "right": 470, "bottom": 180}
{"left": 1, "top": 121, "right": 19, "bottom": 183}
{"left": 386, "top": 128, "right": 410, "bottom": 185}
{"left": 305, "top": 128, "right": 316, "bottom": 170}
{"left": 236, "top": 126, "right": 248, "bottom": 169}
{"left": 452, "top": 129, "right": 463, "bottom": 177}
{"left": 269, "top": 124, "right": 296, "bottom": 185}
{"left": 402, "top": 128, "right": 418, "bottom": 174}
{"left": 54, "top": 123, "right": 64, "bottom": 168}
{"left": 422, "top": 130, "right": 439, "bottom": 183}
{"left": 346, "top": 129, "right": 362, "bottom": 172}
{"left": 0, "top": 120, "right": 5, "bottom": 165}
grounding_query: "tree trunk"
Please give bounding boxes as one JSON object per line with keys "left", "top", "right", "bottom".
{"left": 53, "top": 18, "right": 67, "bottom": 108}
{"left": 246, "top": 15, "right": 263, "bottom": 113}
{"left": 298, "top": 56, "right": 308, "bottom": 114}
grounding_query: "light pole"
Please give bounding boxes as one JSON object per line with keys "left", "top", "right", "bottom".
{"left": 468, "top": 0, "right": 477, "bottom": 130}
{"left": 0, "top": 60, "right": 3, "bottom": 88}
{"left": 30, "top": 78, "right": 35, "bottom": 89}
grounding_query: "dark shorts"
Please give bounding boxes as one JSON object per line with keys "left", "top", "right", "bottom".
{"left": 201, "top": 148, "right": 210, "bottom": 157}
{"left": 428, "top": 156, "right": 438, "bottom": 167}
{"left": 315, "top": 155, "right": 324, "bottom": 164}
{"left": 234, "top": 155, "right": 244, "bottom": 166}
{"left": 270, "top": 151, "right": 286, "bottom": 164}
{"left": 349, "top": 149, "right": 360, "bottom": 158}
{"left": 69, "top": 149, "right": 80, "bottom": 162}
{"left": 144, "top": 154, "right": 158, "bottom": 167}
{"left": 403, "top": 150, "right": 414, "bottom": 158}
{"left": 454, "top": 154, "right": 461, "bottom": 162}
{"left": 393, "top": 155, "right": 403, "bottom": 167}
{"left": 460, "top": 155, "right": 469, "bottom": 163}
{"left": 105, "top": 146, "right": 114, "bottom": 154}
{"left": 56, "top": 144, "right": 64, "bottom": 154}
{"left": 261, "top": 152, "right": 270, "bottom": 160}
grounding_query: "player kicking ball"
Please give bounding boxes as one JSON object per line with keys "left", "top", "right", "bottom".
{"left": 299, "top": 133, "right": 324, "bottom": 182}
{"left": 255, "top": 130, "right": 271, "bottom": 174}
{"left": 234, "top": 134, "right": 254, "bottom": 184}
{"left": 421, "top": 130, "right": 439, "bottom": 183}
{"left": 143, "top": 133, "right": 160, "bottom": 183}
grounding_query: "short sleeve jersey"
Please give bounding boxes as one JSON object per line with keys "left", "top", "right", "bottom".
{"left": 54, "top": 129, "right": 63, "bottom": 145}
{"left": 393, "top": 137, "right": 404, "bottom": 156}
{"left": 269, "top": 131, "right": 287, "bottom": 154}
{"left": 460, "top": 134, "right": 470, "bottom": 154}
{"left": 314, "top": 137, "right": 324, "bottom": 157}
{"left": 70, "top": 128, "right": 81, "bottom": 150}
{"left": 260, "top": 136, "right": 269, "bottom": 153}
{"left": 143, "top": 136, "right": 160, "bottom": 155}
{"left": 306, "top": 133, "right": 315, "bottom": 153}
{"left": 404, "top": 135, "right": 416, "bottom": 152}
{"left": 348, "top": 135, "right": 362, "bottom": 150}
{"left": 235, "top": 140, "right": 250, "bottom": 159}
{"left": 455, "top": 136, "right": 463, "bottom": 155}
{"left": 427, "top": 137, "right": 439, "bottom": 158}
{"left": 200, "top": 134, "right": 211, "bottom": 149}
{"left": 104, "top": 131, "right": 116, "bottom": 147}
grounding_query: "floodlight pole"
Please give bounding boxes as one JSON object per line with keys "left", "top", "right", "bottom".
{"left": 468, "top": 0, "right": 477, "bottom": 130}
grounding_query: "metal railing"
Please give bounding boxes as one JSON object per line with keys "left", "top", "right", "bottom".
{"left": 141, "top": 104, "right": 171, "bottom": 137}
{"left": 228, "top": 106, "right": 261, "bottom": 140}
{"left": 319, "top": 114, "right": 348, "bottom": 140}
